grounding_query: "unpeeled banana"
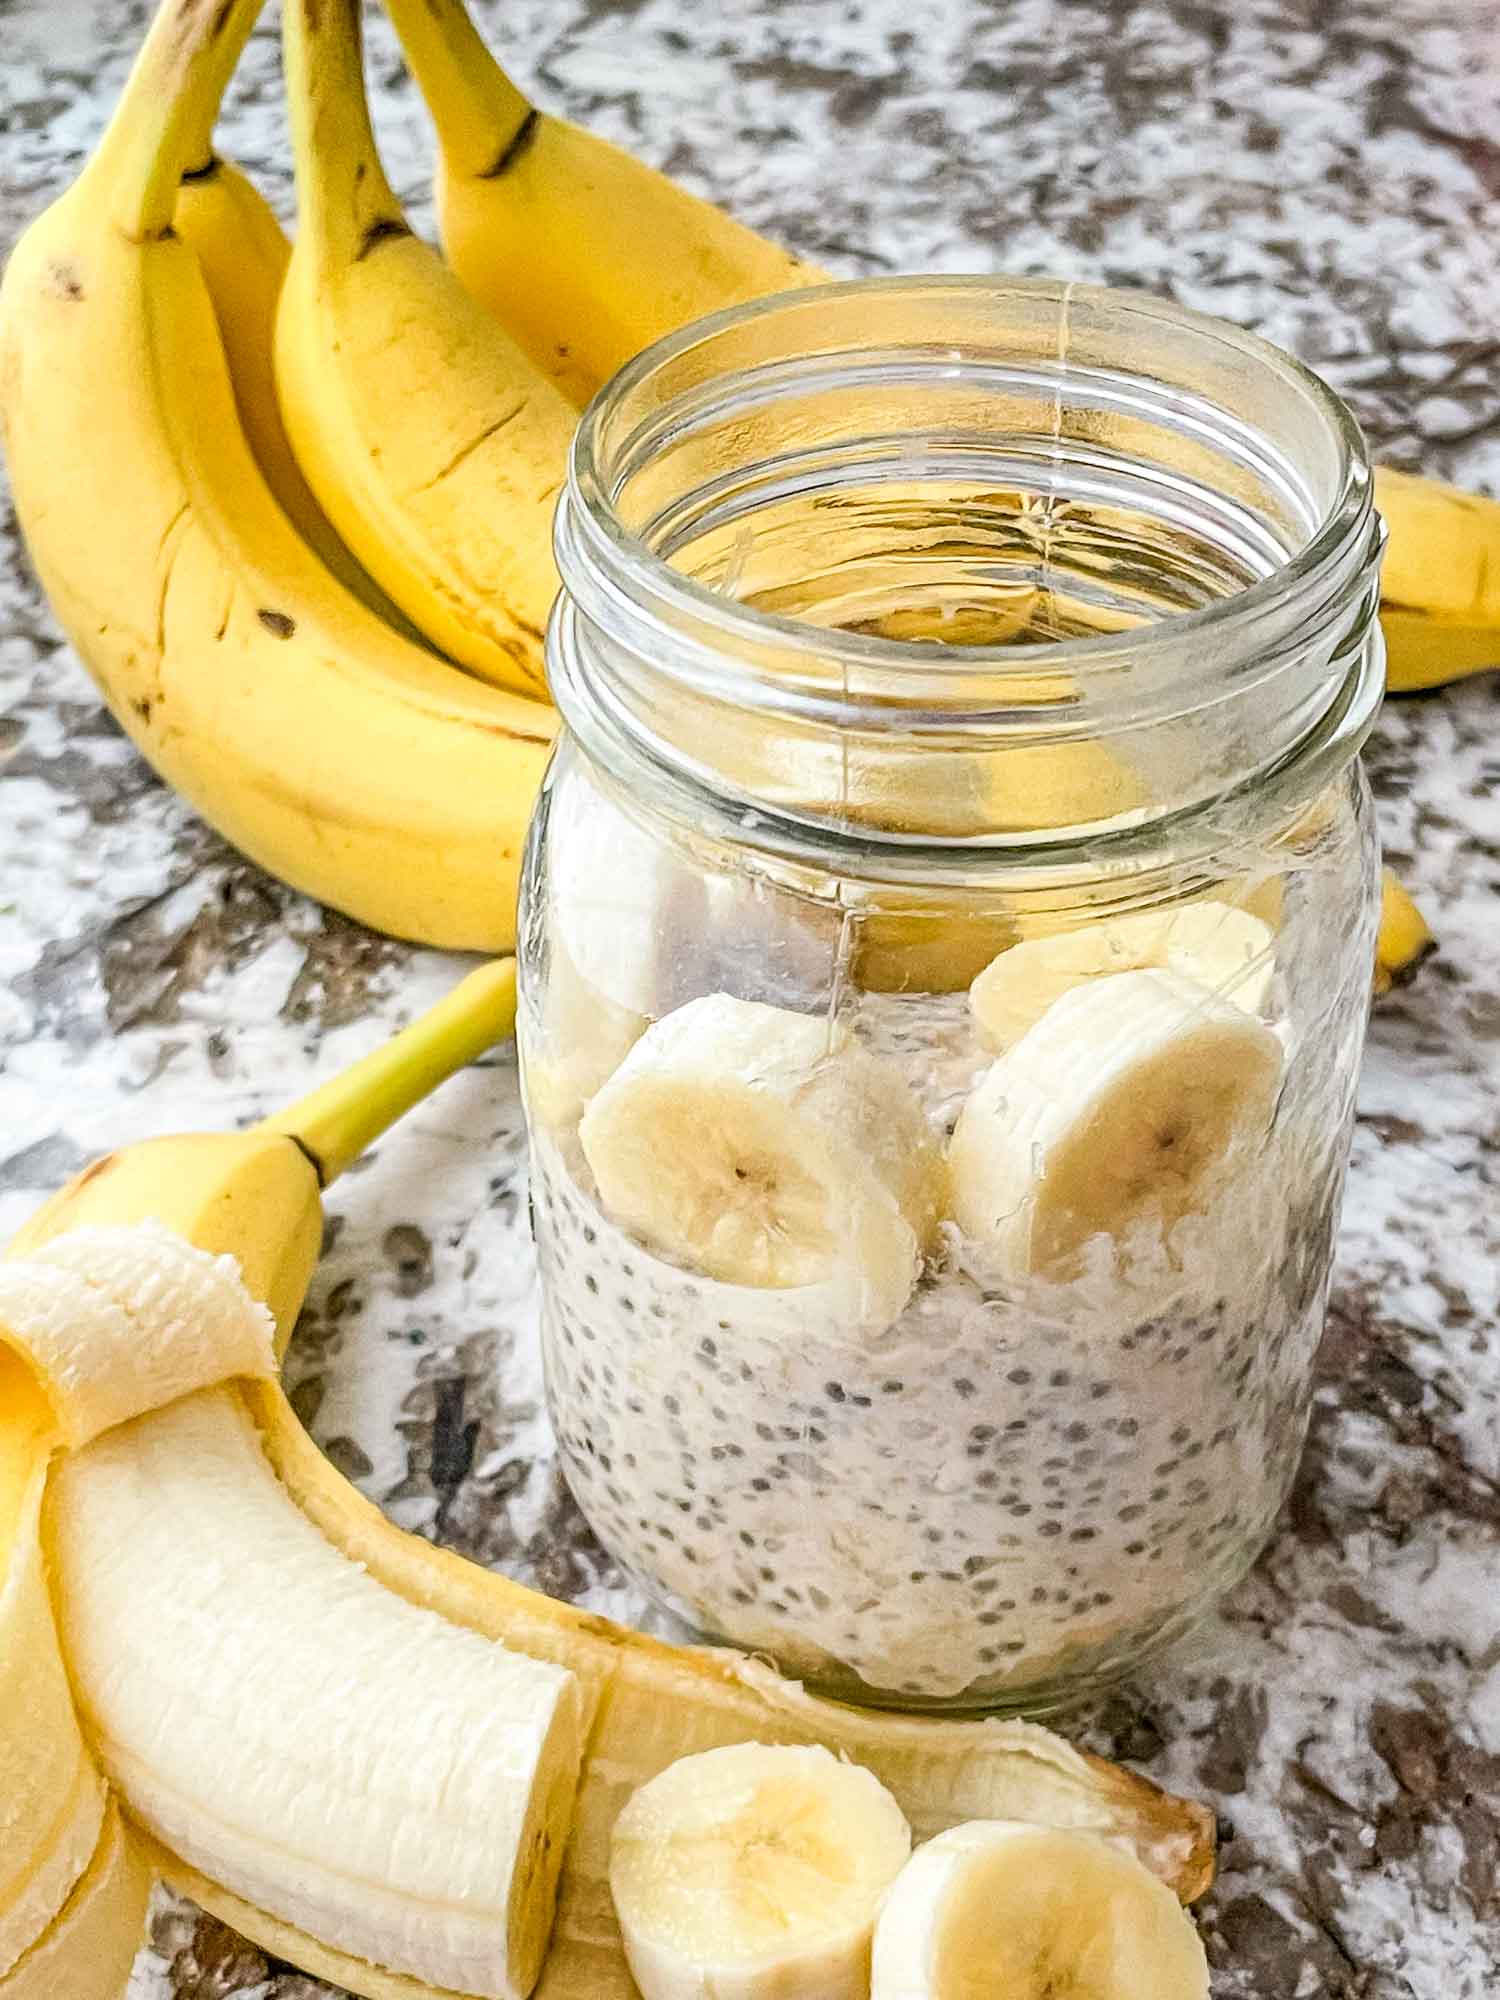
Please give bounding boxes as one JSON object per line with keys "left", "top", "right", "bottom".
{"left": 276, "top": 0, "right": 573, "bottom": 696}
{"left": 380, "top": 0, "right": 818, "bottom": 408}
{"left": 1375, "top": 467, "right": 1500, "bottom": 692}
{"left": 2, "top": 963, "right": 1215, "bottom": 2000}
{"left": 0, "top": 0, "right": 555, "bottom": 953}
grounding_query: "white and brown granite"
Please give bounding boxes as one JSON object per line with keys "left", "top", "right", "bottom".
{"left": 2, "top": 0, "right": 1499, "bottom": 1993}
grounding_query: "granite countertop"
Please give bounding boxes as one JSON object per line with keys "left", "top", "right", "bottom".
{"left": 3, "top": 0, "right": 1499, "bottom": 1993}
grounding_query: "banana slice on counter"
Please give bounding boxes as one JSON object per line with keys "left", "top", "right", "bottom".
{"left": 579, "top": 993, "right": 945, "bottom": 1332}
{"left": 870, "top": 1820, "right": 1209, "bottom": 2000}
{"left": 950, "top": 968, "right": 1283, "bottom": 1280}
{"left": 970, "top": 900, "right": 1275, "bottom": 1051}
{"left": 610, "top": 1743, "right": 912, "bottom": 2000}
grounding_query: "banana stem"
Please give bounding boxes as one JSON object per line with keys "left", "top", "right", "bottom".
{"left": 86, "top": 0, "right": 267, "bottom": 240}
{"left": 282, "top": 0, "right": 405, "bottom": 266}
{"left": 381, "top": 0, "right": 536, "bottom": 181}
{"left": 261, "top": 959, "right": 518, "bottom": 1186}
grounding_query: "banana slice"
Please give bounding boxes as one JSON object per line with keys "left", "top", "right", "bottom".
{"left": 870, "top": 1820, "right": 1208, "bottom": 2000}
{"left": 950, "top": 968, "right": 1283, "bottom": 1280}
{"left": 610, "top": 1743, "right": 913, "bottom": 2000}
{"left": 579, "top": 994, "right": 944, "bottom": 1333}
{"left": 970, "top": 900, "right": 1275, "bottom": 1051}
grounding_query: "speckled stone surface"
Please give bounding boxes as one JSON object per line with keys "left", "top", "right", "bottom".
{"left": 2, "top": 0, "right": 1499, "bottom": 1993}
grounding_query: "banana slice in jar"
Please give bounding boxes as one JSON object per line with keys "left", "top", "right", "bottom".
{"left": 950, "top": 968, "right": 1283, "bottom": 1281}
{"left": 578, "top": 993, "right": 945, "bottom": 1335}
{"left": 610, "top": 1743, "right": 913, "bottom": 2000}
{"left": 970, "top": 899, "right": 1275, "bottom": 1052}
{"left": 870, "top": 1821, "right": 1208, "bottom": 2000}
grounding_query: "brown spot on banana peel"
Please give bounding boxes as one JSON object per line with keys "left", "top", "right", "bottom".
{"left": 46, "top": 260, "right": 85, "bottom": 301}
{"left": 257, "top": 609, "right": 297, "bottom": 639}
{"left": 70, "top": 1153, "right": 122, "bottom": 1196}
{"left": 480, "top": 107, "right": 541, "bottom": 180}
{"left": 355, "top": 217, "right": 413, "bottom": 261}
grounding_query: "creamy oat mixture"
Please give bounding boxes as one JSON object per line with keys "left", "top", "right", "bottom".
{"left": 528, "top": 988, "right": 1348, "bottom": 1705}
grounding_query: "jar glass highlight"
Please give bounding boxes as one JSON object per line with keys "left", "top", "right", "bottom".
{"left": 518, "top": 278, "right": 1384, "bottom": 1714}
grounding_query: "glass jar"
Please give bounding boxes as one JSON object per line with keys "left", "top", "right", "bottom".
{"left": 518, "top": 278, "right": 1384, "bottom": 1714}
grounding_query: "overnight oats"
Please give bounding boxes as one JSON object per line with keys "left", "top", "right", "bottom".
{"left": 519, "top": 278, "right": 1385, "bottom": 1710}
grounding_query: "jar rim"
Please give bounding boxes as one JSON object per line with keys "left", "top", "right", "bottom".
{"left": 567, "top": 273, "right": 1374, "bottom": 690}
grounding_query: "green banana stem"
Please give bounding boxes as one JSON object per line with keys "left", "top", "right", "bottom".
{"left": 85, "top": 0, "right": 267, "bottom": 240}
{"left": 261, "top": 958, "right": 518, "bottom": 1186}
{"left": 282, "top": 0, "right": 406, "bottom": 267}
{"left": 381, "top": 0, "right": 535, "bottom": 181}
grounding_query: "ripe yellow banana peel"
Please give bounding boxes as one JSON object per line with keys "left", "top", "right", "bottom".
{"left": 1375, "top": 467, "right": 1500, "bottom": 692}
{"left": 0, "top": 960, "right": 1214, "bottom": 2000}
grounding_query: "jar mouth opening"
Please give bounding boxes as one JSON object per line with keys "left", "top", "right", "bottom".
{"left": 566, "top": 274, "right": 1373, "bottom": 694}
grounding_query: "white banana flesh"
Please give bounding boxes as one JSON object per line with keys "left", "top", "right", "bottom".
{"left": 970, "top": 899, "right": 1275, "bottom": 1052}
{"left": 579, "top": 993, "right": 944, "bottom": 1332}
{"left": 50, "top": 1388, "right": 583, "bottom": 2000}
{"left": 870, "top": 1820, "right": 1209, "bottom": 2000}
{"left": 0, "top": 1221, "right": 274, "bottom": 1448}
{"left": 609, "top": 1744, "right": 912, "bottom": 2000}
{"left": 950, "top": 968, "right": 1283, "bottom": 1280}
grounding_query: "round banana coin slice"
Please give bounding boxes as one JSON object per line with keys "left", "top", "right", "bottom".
{"left": 951, "top": 967, "right": 1283, "bottom": 1280}
{"left": 579, "top": 993, "right": 945, "bottom": 1334}
{"left": 970, "top": 899, "right": 1275, "bottom": 1051}
{"left": 871, "top": 1820, "right": 1209, "bottom": 2000}
{"left": 610, "top": 1742, "right": 913, "bottom": 2000}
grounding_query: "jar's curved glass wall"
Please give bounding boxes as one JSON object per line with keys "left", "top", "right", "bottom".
{"left": 519, "top": 279, "right": 1384, "bottom": 1713}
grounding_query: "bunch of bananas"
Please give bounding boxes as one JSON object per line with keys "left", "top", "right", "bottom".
{"left": 0, "top": 0, "right": 1490, "bottom": 976}
{"left": 0, "top": 965, "right": 1215, "bottom": 2000}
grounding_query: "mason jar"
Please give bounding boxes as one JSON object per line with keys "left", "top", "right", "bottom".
{"left": 517, "top": 278, "right": 1384, "bottom": 1714}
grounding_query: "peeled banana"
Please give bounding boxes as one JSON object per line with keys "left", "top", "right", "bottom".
{"left": 870, "top": 1821, "right": 1209, "bottom": 2000}
{"left": 277, "top": 0, "right": 573, "bottom": 696}
{"left": 609, "top": 1743, "right": 912, "bottom": 2000}
{"left": 0, "top": 0, "right": 556, "bottom": 953}
{"left": 53, "top": 1389, "right": 581, "bottom": 1999}
{"left": 381, "top": 0, "right": 818, "bottom": 406}
{"left": 2, "top": 963, "right": 1214, "bottom": 2000}
{"left": 1375, "top": 466, "right": 1500, "bottom": 692}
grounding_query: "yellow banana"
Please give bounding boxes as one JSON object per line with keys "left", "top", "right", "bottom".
{"left": 0, "top": 0, "right": 555, "bottom": 953}
{"left": 5, "top": 964, "right": 1214, "bottom": 2000}
{"left": 1376, "top": 466, "right": 1500, "bottom": 692}
{"left": 381, "top": 0, "right": 818, "bottom": 407}
{"left": 1374, "top": 866, "right": 1437, "bottom": 996}
{"left": 175, "top": 151, "right": 432, "bottom": 640}
{"left": 276, "top": 0, "right": 573, "bottom": 695}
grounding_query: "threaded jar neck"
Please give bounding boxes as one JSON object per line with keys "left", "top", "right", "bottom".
{"left": 551, "top": 277, "right": 1384, "bottom": 868}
